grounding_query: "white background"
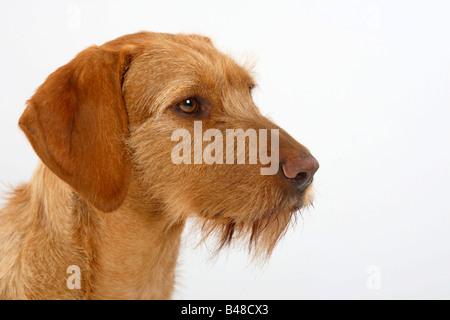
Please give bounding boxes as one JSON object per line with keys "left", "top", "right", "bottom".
{"left": 1, "top": 0, "right": 449, "bottom": 299}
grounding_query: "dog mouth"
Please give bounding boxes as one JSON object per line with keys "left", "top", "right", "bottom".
{"left": 203, "top": 197, "right": 305, "bottom": 220}
{"left": 201, "top": 181, "right": 313, "bottom": 220}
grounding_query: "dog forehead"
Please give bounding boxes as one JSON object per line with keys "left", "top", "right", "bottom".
{"left": 141, "top": 34, "right": 252, "bottom": 86}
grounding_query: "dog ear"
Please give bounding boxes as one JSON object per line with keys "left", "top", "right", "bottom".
{"left": 19, "top": 46, "right": 135, "bottom": 212}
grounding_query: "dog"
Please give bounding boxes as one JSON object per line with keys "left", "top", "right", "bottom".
{"left": 0, "top": 32, "right": 319, "bottom": 299}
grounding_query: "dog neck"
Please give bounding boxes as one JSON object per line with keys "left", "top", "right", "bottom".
{"left": 26, "top": 163, "right": 185, "bottom": 299}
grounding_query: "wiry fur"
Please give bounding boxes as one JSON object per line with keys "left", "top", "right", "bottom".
{"left": 0, "top": 32, "right": 317, "bottom": 299}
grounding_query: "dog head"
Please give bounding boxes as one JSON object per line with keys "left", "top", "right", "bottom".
{"left": 19, "top": 32, "right": 318, "bottom": 258}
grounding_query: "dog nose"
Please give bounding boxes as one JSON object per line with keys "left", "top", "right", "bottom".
{"left": 280, "top": 152, "right": 319, "bottom": 191}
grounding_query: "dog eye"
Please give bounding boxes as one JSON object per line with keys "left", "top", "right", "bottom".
{"left": 249, "top": 85, "right": 254, "bottom": 96}
{"left": 176, "top": 98, "right": 201, "bottom": 114}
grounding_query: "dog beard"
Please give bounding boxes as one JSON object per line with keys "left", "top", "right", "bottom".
{"left": 196, "top": 187, "right": 314, "bottom": 261}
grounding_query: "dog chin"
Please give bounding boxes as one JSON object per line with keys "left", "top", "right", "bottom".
{"left": 195, "top": 198, "right": 311, "bottom": 260}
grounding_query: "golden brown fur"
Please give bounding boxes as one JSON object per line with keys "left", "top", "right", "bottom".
{"left": 0, "top": 32, "right": 318, "bottom": 299}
